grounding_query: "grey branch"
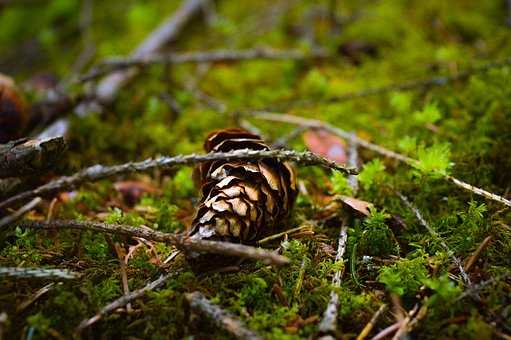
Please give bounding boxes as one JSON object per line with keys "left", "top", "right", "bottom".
{"left": 397, "top": 192, "right": 473, "bottom": 288}
{"left": 80, "top": 47, "right": 330, "bottom": 82}
{"left": 16, "top": 220, "right": 290, "bottom": 266}
{"left": 0, "top": 137, "right": 66, "bottom": 178}
{"left": 0, "top": 148, "right": 356, "bottom": 209}
{"left": 251, "top": 112, "right": 511, "bottom": 208}
{"left": 0, "top": 267, "right": 78, "bottom": 279}
{"left": 76, "top": 271, "right": 176, "bottom": 332}
{"left": 186, "top": 291, "right": 263, "bottom": 340}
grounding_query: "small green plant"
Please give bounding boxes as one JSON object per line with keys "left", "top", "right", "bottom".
{"left": 378, "top": 252, "right": 429, "bottom": 296}
{"left": 358, "top": 159, "right": 386, "bottom": 190}
{"left": 414, "top": 143, "right": 452, "bottom": 177}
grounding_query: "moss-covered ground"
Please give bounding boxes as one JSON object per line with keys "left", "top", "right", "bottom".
{"left": 1, "top": 0, "right": 511, "bottom": 338}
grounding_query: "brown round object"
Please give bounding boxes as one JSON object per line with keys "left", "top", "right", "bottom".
{"left": 191, "top": 128, "right": 297, "bottom": 244}
{"left": 0, "top": 74, "right": 28, "bottom": 143}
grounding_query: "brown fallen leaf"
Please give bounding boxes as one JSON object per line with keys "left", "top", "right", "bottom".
{"left": 303, "top": 128, "right": 347, "bottom": 164}
{"left": 338, "top": 195, "right": 373, "bottom": 217}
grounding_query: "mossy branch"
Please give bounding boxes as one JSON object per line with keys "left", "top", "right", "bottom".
{"left": 16, "top": 220, "right": 290, "bottom": 266}
{"left": 186, "top": 291, "right": 263, "bottom": 340}
{"left": 251, "top": 112, "right": 511, "bottom": 208}
{"left": 0, "top": 149, "right": 356, "bottom": 210}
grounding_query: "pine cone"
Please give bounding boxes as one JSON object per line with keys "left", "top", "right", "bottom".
{"left": 0, "top": 74, "right": 27, "bottom": 143}
{"left": 190, "top": 128, "right": 297, "bottom": 244}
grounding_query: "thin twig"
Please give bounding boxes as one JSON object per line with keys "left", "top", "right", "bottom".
{"left": 464, "top": 235, "right": 492, "bottom": 272}
{"left": 347, "top": 132, "right": 359, "bottom": 195}
{"left": 0, "top": 197, "right": 42, "bottom": 229}
{"left": 251, "top": 112, "right": 511, "bottom": 208}
{"left": 17, "top": 283, "right": 55, "bottom": 314}
{"left": 0, "top": 267, "right": 78, "bottom": 279}
{"left": 0, "top": 148, "right": 356, "bottom": 209}
{"left": 356, "top": 304, "right": 387, "bottom": 340}
{"left": 80, "top": 47, "right": 330, "bottom": 82}
{"left": 391, "top": 304, "right": 419, "bottom": 340}
{"left": 318, "top": 225, "right": 348, "bottom": 335}
{"left": 17, "top": 220, "right": 290, "bottom": 266}
{"left": 397, "top": 193, "right": 472, "bottom": 287}
{"left": 256, "top": 225, "right": 313, "bottom": 245}
{"left": 186, "top": 291, "right": 263, "bottom": 340}
{"left": 371, "top": 320, "right": 404, "bottom": 340}
{"left": 75, "top": 271, "right": 177, "bottom": 332}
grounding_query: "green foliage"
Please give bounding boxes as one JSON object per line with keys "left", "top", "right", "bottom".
{"left": 414, "top": 143, "right": 452, "bottom": 177}
{"left": 413, "top": 102, "right": 442, "bottom": 125}
{"left": 330, "top": 171, "right": 353, "bottom": 196}
{"left": 358, "top": 159, "right": 386, "bottom": 190}
{"left": 423, "top": 275, "right": 461, "bottom": 306}
{"left": 358, "top": 208, "right": 398, "bottom": 256}
{"left": 378, "top": 253, "right": 429, "bottom": 296}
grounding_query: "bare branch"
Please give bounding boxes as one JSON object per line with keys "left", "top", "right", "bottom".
{"left": 16, "top": 220, "right": 290, "bottom": 266}
{"left": 0, "top": 137, "right": 66, "bottom": 178}
{"left": 80, "top": 47, "right": 330, "bottom": 82}
{"left": 251, "top": 112, "right": 511, "bottom": 208}
{"left": 0, "top": 148, "right": 356, "bottom": 209}
{"left": 186, "top": 291, "right": 263, "bottom": 340}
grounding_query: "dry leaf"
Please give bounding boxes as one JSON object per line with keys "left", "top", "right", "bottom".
{"left": 339, "top": 195, "right": 373, "bottom": 216}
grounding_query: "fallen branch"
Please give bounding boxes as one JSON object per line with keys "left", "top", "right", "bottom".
{"left": 397, "top": 193, "right": 472, "bottom": 288}
{"left": 0, "top": 197, "right": 41, "bottom": 229}
{"left": 0, "top": 137, "right": 66, "bottom": 178}
{"left": 17, "top": 220, "right": 290, "bottom": 266}
{"left": 251, "top": 112, "right": 511, "bottom": 208}
{"left": 0, "top": 267, "right": 78, "bottom": 279}
{"left": 76, "top": 271, "right": 176, "bottom": 332}
{"left": 186, "top": 291, "right": 263, "bottom": 340}
{"left": 0, "top": 148, "right": 356, "bottom": 209}
{"left": 80, "top": 47, "right": 330, "bottom": 82}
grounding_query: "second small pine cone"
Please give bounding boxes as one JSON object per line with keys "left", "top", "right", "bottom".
{"left": 190, "top": 128, "right": 297, "bottom": 243}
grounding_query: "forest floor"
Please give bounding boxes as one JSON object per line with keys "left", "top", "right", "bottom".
{"left": 1, "top": 0, "right": 511, "bottom": 339}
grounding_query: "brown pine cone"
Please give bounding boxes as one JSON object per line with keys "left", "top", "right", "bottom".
{"left": 0, "top": 74, "right": 27, "bottom": 143}
{"left": 190, "top": 128, "right": 297, "bottom": 244}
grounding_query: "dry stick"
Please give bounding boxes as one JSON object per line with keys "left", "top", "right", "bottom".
{"left": 0, "top": 148, "right": 356, "bottom": 210}
{"left": 17, "top": 220, "right": 289, "bottom": 266}
{"left": 17, "top": 283, "right": 55, "bottom": 314}
{"left": 251, "top": 112, "right": 511, "bottom": 208}
{"left": 318, "top": 225, "right": 348, "bottom": 336}
{"left": 356, "top": 304, "right": 388, "bottom": 340}
{"left": 397, "top": 192, "right": 472, "bottom": 287}
{"left": 75, "top": 271, "right": 176, "bottom": 332}
{"left": 80, "top": 47, "right": 330, "bottom": 82}
{"left": 186, "top": 291, "right": 263, "bottom": 340}
{"left": 0, "top": 137, "right": 66, "bottom": 178}
{"left": 391, "top": 304, "right": 419, "bottom": 340}
{"left": 464, "top": 235, "right": 493, "bottom": 272}
{"left": 256, "top": 225, "right": 313, "bottom": 245}
{"left": 0, "top": 197, "right": 42, "bottom": 229}
{"left": 371, "top": 320, "right": 404, "bottom": 340}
